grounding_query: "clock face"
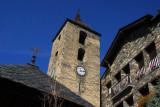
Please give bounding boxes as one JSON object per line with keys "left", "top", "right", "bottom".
{"left": 76, "top": 66, "right": 86, "bottom": 76}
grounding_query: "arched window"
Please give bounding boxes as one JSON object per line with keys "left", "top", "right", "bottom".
{"left": 79, "top": 31, "right": 87, "bottom": 45}
{"left": 78, "top": 48, "right": 85, "bottom": 61}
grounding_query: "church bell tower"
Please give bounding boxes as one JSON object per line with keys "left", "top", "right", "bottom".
{"left": 47, "top": 12, "right": 101, "bottom": 107}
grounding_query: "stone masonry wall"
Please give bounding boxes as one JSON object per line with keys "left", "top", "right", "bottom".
{"left": 48, "top": 22, "right": 100, "bottom": 107}
{"left": 101, "top": 21, "right": 160, "bottom": 107}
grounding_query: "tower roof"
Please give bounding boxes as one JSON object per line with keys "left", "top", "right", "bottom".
{"left": 73, "top": 11, "right": 90, "bottom": 29}
{"left": 52, "top": 18, "right": 101, "bottom": 42}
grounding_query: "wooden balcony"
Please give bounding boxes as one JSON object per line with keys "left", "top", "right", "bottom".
{"left": 111, "top": 75, "right": 131, "bottom": 97}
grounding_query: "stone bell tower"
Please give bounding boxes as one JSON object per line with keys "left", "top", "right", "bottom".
{"left": 47, "top": 12, "right": 101, "bottom": 107}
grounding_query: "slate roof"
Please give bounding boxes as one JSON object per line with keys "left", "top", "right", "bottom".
{"left": 0, "top": 64, "right": 51, "bottom": 91}
{"left": 0, "top": 64, "right": 93, "bottom": 107}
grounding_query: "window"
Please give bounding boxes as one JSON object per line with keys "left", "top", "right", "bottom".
{"left": 151, "top": 77, "right": 160, "bottom": 86}
{"left": 106, "top": 81, "right": 111, "bottom": 88}
{"left": 123, "top": 64, "right": 130, "bottom": 74}
{"left": 125, "top": 95, "right": 134, "bottom": 106}
{"left": 78, "top": 48, "right": 85, "bottom": 61}
{"left": 55, "top": 51, "right": 58, "bottom": 56}
{"left": 135, "top": 53, "right": 144, "bottom": 69}
{"left": 58, "top": 34, "right": 61, "bottom": 40}
{"left": 145, "top": 42, "right": 157, "bottom": 60}
{"left": 50, "top": 68, "right": 55, "bottom": 77}
{"left": 79, "top": 31, "right": 87, "bottom": 45}
{"left": 139, "top": 84, "right": 149, "bottom": 96}
{"left": 115, "top": 71, "right": 121, "bottom": 82}
{"left": 106, "top": 81, "right": 112, "bottom": 95}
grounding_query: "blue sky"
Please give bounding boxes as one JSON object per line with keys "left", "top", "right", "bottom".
{"left": 0, "top": 0, "right": 160, "bottom": 78}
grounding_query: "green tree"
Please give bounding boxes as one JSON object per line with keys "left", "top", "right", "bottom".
{"left": 147, "top": 78, "right": 160, "bottom": 107}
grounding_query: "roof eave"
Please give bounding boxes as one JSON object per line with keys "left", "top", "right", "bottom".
{"left": 151, "top": 12, "right": 160, "bottom": 21}
{"left": 101, "top": 14, "right": 153, "bottom": 68}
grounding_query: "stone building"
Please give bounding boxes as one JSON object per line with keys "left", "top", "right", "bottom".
{"left": 47, "top": 12, "right": 101, "bottom": 107}
{"left": 101, "top": 11, "right": 160, "bottom": 107}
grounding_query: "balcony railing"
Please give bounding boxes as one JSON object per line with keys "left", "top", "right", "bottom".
{"left": 136, "top": 66, "right": 146, "bottom": 80}
{"left": 109, "top": 56, "right": 159, "bottom": 97}
{"left": 149, "top": 56, "right": 159, "bottom": 72}
{"left": 136, "top": 56, "right": 159, "bottom": 81}
{"left": 111, "top": 75, "right": 131, "bottom": 97}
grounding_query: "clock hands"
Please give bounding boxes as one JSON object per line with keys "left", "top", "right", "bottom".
{"left": 76, "top": 67, "right": 86, "bottom": 76}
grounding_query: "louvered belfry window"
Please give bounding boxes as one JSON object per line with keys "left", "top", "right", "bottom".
{"left": 78, "top": 48, "right": 85, "bottom": 61}
{"left": 79, "top": 31, "right": 87, "bottom": 45}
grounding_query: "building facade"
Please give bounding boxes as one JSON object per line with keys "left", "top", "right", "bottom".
{"left": 47, "top": 13, "right": 101, "bottom": 107}
{"left": 101, "top": 12, "right": 160, "bottom": 107}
